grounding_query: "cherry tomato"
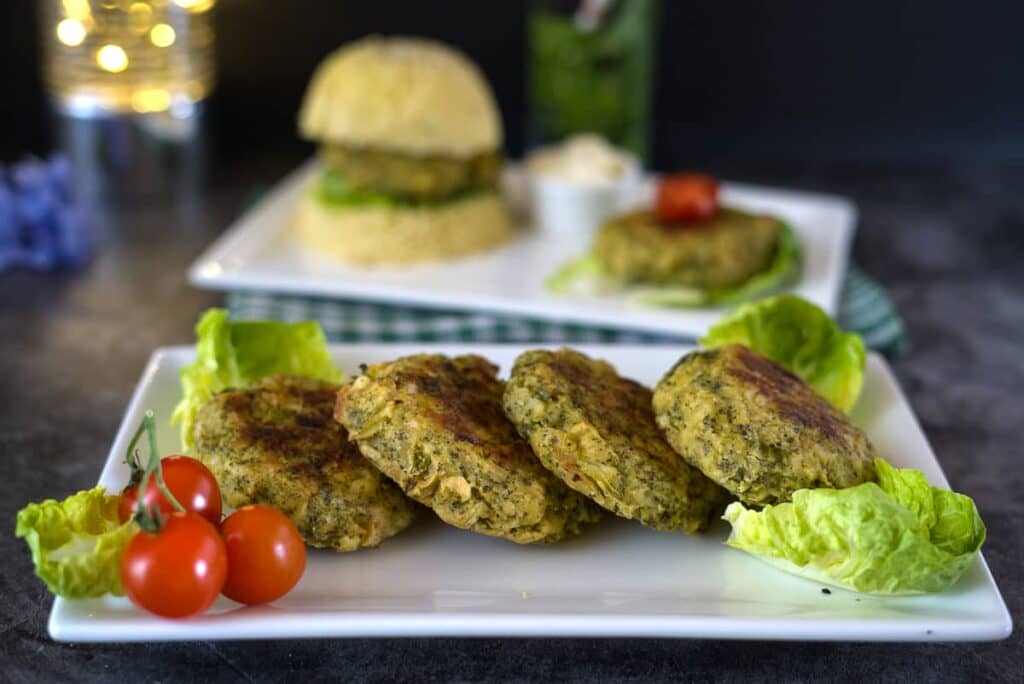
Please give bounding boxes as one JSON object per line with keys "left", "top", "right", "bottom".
{"left": 656, "top": 172, "right": 720, "bottom": 224}
{"left": 121, "top": 512, "right": 228, "bottom": 618}
{"left": 119, "top": 455, "right": 222, "bottom": 525}
{"left": 220, "top": 505, "right": 306, "bottom": 605}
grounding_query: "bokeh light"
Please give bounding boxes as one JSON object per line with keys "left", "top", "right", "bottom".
{"left": 150, "top": 23, "right": 176, "bottom": 47}
{"left": 96, "top": 44, "right": 128, "bottom": 73}
{"left": 56, "top": 18, "right": 86, "bottom": 46}
{"left": 129, "top": 3, "right": 153, "bottom": 32}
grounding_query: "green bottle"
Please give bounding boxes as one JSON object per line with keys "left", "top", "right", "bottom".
{"left": 527, "top": 0, "right": 659, "bottom": 161}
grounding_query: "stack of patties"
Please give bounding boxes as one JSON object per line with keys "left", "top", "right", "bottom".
{"left": 335, "top": 355, "right": 602, "bottom": 544}
{"left": 295, "top": 36, "right": 512, "bottom": 264}
{"left": 652, "top": 344, "right": 878, "bottom": 507}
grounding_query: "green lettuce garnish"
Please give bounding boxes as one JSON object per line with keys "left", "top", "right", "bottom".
{"left": 15, "top": 486, "right": 137, "bottom": 599}
{"left": 171, "top": 308, "right": 343, "bottom": 450}
{"left": 314, "top": 170, "right": 486, "bottom": 209}
{"left": 545, "top": 223, "right": 802, "bottom": 308}
{"left": 701, "top": 294, "right": 866, "bottom": 412}
{"left": 723, "top": 459, "right": 986, "bottom": 595}
{"left": 315, "top": 169, "right": 402, "bottom": 208}
{"left": 544, "top": 252, "right": 620, "bottom": 297}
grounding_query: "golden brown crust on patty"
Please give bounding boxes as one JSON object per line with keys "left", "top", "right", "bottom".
{"left": 503, "top": 349, "right": 730, "bottom": 533}
{"left": 335, "top": 354, "right": 601, "bottom": 543}
{"left": 724, "top": 345, "right": 856, "bottom": 447}
{"left": 653, "top": 345, "right": 877, "bottom": 507}
{"left": 193, "top": 375, "right": 416, "bottom": 551}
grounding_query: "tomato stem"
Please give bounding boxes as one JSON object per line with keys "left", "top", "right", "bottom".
{"left": 144, "top": 412, "right": 184, "bottom": 513}
{"left": 123, "top": 420, "right": 147, "bottom": 483}
{"left": 128, "top": 411, "right": 186, "bottom": 531}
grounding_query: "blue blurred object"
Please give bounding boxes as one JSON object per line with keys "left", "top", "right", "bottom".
{"left": 0, "top": 154, "right": 92, "bottom": 272}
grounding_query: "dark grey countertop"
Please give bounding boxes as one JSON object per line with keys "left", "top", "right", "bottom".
{"left": 1, "top": 158, "right": 1020, "bottom": 682}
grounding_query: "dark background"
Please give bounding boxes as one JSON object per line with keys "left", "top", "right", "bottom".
{"left": 3, "top": 0, "right": 1024, "bottom": 167}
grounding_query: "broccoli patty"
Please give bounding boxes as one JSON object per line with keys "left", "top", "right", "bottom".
{"left": 193, "top": 375, "right": 417, "bottom": 551}
{"left": 334, "top": 354, "right": 601, "bottom": 543}
{"left": 503, "top": 349, "right": 730, "bottom": 533}
{"left": 652, "top": 345, "right": 877, "bottom": 506}
{"left": 321, "top": 144, "right": 501, "bottom": 201}
{"left": 593, "top": 208, "right": 783, "bottom": 289}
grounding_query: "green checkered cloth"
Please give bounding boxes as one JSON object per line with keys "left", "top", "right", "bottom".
{"left": 226, "top": 264, "right": 906, "bottom": 357}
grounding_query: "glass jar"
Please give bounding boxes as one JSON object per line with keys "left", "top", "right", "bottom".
{"left": 38, "top": 1, "right": 216, "bottom": 201}
{"left": 39, "top": 0, "right": 216, "bottom": 116}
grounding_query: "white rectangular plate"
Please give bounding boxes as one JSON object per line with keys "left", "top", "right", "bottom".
{"left": 49, "top": 344, "right": 1011, "bottom": 642}
{"left": 188, "top": 163, "right": 855, "bottom": 339}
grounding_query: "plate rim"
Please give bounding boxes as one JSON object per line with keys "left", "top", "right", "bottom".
{"left": 47, "top": 344, "right": 1013, "bottom": 643}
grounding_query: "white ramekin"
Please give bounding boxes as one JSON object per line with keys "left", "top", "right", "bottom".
{"left": 525, "top": 156, "right": 642, "bottom": 242}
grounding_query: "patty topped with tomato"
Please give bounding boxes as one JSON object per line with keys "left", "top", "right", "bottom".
{"left": 594, "top": 208, "right": 783, "bottom": 289}
{"left": 591, "top": 172, "right": 786, "bottom": 290}
{"left": 193, "top": 375, "right": 417, "bottom": 551}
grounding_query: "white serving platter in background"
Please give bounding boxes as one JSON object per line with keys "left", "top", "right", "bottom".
{"left": 49, "top": 344, "right": 1011, "bottom": 642}
{"left": 188, "top": 163, "right": 855, "bottom": 339}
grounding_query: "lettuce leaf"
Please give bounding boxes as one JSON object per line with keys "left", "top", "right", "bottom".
{"left": 723, "top": 459, "right": 986, "bottom": 595}
{"left": 315, "top": 169, "right": 402, "bottom": 208}
{"left": 874, "top": 460, "right": 986, "bottom": 557}
{"left": 15, "top": 486, "right": 137, "bottom": 599}
{"left": 701, "top": 294, "right": 866, "bottom": 412}
{"left": 544, "top": 252, "right": 621, "bottom": 296}
{"left": 314, "top": 170, "right": 486, "bottom": 209}
{"left": 545, "top": 223, "right": 802, "bottom": 308}
{"left": 171, "top": 308, "right": 343, "bottom": 450}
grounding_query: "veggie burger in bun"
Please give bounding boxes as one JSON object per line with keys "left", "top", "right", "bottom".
{"left": 295, "top": 36, "right": 512, "bottom": 264}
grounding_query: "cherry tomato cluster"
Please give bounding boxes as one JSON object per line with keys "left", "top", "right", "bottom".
{"left": 118, "top": 413, "right": 306, "bottom": 619}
